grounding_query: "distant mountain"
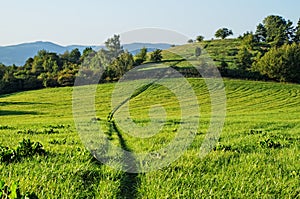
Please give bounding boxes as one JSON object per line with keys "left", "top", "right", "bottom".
{"left": 0, "top": 41, "right": 171, "bottom": 66}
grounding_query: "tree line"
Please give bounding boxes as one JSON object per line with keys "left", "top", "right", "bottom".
{"left": 0, "top": 15, "right": 299, "bottom": 95}
{"left": 0, "top": 35, "right": 164, "bottom": 94}
{"left": 192, "top": 15, "right": 300, "bottom": 82}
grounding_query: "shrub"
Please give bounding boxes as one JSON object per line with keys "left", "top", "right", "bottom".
{"left": 150, "top": 49, "right": 163, "bottom": 63}
{"left": 254, "top": 43, "right": 300, "bottom": 83}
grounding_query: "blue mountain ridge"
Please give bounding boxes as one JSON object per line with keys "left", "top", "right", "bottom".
{"left": 0, "top": 41, "right": 171, "bottom": 66}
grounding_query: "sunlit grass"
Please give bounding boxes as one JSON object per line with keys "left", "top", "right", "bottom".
{"left": 0, "top": 78, "right": 299, "bottom": 198}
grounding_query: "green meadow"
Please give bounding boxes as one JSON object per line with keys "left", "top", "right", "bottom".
{"left": 0, "top": 77, "right": 299, "bottom": 198}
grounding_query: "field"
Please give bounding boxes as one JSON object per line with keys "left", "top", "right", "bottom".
{"left": 0, "top": 77, "right": 299, "bottom": 198}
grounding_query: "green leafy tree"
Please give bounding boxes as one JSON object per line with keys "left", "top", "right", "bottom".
{"left": 241, "top": 33, "right": 259, "bottom": 50}
{"left": 105, "top": 34, "right": 124, "bottom": 60}
{"left": 257, "top": 15, "right": 294, "bottom": 47}
{"left": 196, "top": 35, "right": 204, "bottom": 42}
{"left": 134, "top": 47, "right": 148, "bottom": 65}
{"left": 215, "top": 28, "right": 233, "bottom": 39}
{"left": 294, "top": 18, "right": 300, "bottom": 43}
{"left": 150, "top": 49, "right": 163, "bottom": 62}
{"left": 95, "top": 35, "right": 125, "bottom": 67}
{"left": 254, "top": 43, "right": 300, "bottom": 82}
{"left": 255, "top": 23, "right": 267, "bottom": 42}
{"left": 187, "top": 39, "right": 194, "bottom": 43}
{"left": 236, "top": 47, "right": 253, "bottom": 69}
{"left": 111, "top": 51, "right": 134, "bottom": 77}
{"left": 69, "top": 48, "right": 81, "bottom": 64}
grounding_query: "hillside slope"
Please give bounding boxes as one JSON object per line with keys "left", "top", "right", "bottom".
{"left": 0, "top": 79, "right": 299, "bottom": 198}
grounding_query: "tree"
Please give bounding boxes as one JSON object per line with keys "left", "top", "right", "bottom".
{"left": 241, "top": 33, "right": 258, "bottom": 50}
{"left": 69, "top": 48, "right": 81, "bottom": 64}
{"left": 187, "top": 39, "right": 194, "bottom": 43}
{"left": 255, "top": 23, "right": 267, "bottom": 42}
{"left": 215, "top": 28, "right": 233, "bottom": 39}
{"left": 111, "top": 51, "right": 134, "bottom": 77}
{"left": 134, "top": 47, "right": 148, "bottom": 65}
{"left": 196, "top": 35, "right": 204, "bottom": 42}
{"left": 104, "top": 34, "right": 124, "bottom": 59}
{"left": 150, "top": 49, "right": 163, "bottom": 62}
{"left": 80, "top": 47, "right": 96, "bottom": 63}
{"left": 294, "top": 18, "right": 300, "bottom": 43}
{"left": 195, "top": 47, "right": 201, "bottom": 57}
{"left": 236, "top": 47, "right": 253, "bottom": 69}
{"left": 257, "top": 15, "right": 294, "bottom": 47}
{"left": 254, "top": 43, "right": 300, "bottom": 83}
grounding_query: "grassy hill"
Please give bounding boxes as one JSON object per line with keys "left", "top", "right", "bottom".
{"left": 159, "top": 39, "right": 241, "bottom": 68}
{"left": 0, "top": 78, "right": 299, "bottom": 198}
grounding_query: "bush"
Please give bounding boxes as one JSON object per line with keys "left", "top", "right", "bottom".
{"left": 254, "top": 43, "right": 300, "bottom": 83}
{"left": 150, "top": 49, "right": 163, "bottom": 63}
{"left": 236, "top": 47, "right": 253, "bottom": 69}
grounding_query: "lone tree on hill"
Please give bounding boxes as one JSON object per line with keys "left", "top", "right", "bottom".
{"left": 215, "top": 28, "right": 233, "bottom": 39}
{"left": 187, "top": 39, "right": 194, "bottom": 43}
{"left": 196, "top": 35, "right": 204, "bottom": 42}
{"left": 150, "top": 49, "right": 163, "bottom": 62}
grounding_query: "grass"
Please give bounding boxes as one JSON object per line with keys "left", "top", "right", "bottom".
{"left": 159, "top": 39, "right": 242, "bottom": 68}
{"left": 0, "top": 78, "right": 299, "bottom": 198}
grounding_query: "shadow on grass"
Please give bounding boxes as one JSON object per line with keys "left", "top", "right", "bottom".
{"left": 0, "top": 101, "right": 52, "bottom": 106}
{"left": 0, "top": 110, "right": 40, "bottom": 116}
{"left": 111, "top": 121, "right": 141, "bottom": 199}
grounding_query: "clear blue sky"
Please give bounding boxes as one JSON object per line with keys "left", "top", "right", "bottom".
{"left": 0, "top": 0, "right": 299, "bottom": 46}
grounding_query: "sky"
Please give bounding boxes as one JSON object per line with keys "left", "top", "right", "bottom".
{"left": 0, "top": 0, "right": 299, "bottom": 46}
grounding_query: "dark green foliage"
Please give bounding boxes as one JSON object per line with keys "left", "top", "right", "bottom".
{"left": 0, "top": 146, "right": 15, "bottom": 163}
{"left": 255, "top": 23, "right": 267, "bottom": 42}
{"left": 134, "top": 47, "right": 147, "bottom": 65}
{"left": 254, "top": 43, "right": 300, "bottom": 83}
{"left": 215, "top": 28, "right": 233, "bottom": 39}
{"left": 213, "top": 144, "right": 232, "bottom": 152}
{"left": 49, "top": 138, "right": 67, "bottom": 145}
{"left": 0, "top": 126, "right": 14, "bottom": 130}
{"left": 257, "top": 15, "right": 294, "bottom": 47}
{"left": 259, "top": 138, "right": 281, "bottom": 149}
{"left": 17, "top": 128, "right": 59, "bottom": 135}
{"left": 294, "top": 18, "right": 300, "bottom": 43}
{"left": 187, "top": 39, "right": 194, "bottom": 43}
{"left": 69, "top": 48, "right": 81, "bottom": 64}
{"left": 196, "top": 35, "right": 204, "bottom": 42}
{"left": 219, "top": 60, "right": 228, "bottom": 70}
{"left": 150, "top": 49, "right": 163, "bottom": 62}
{"left": 16, "top": 139, "right": 45, "bottom": 158}
{"left": 236, "top": 47, "right": 253, "bottom": 69}
{"left": 241, "top": 33, "right": 259, "bottom": 50}
{"left": 0, "top": 139, "right": 45, "bottom": 163}
{"left": 111, "top": 51, "right": 134, "bottom": 77}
